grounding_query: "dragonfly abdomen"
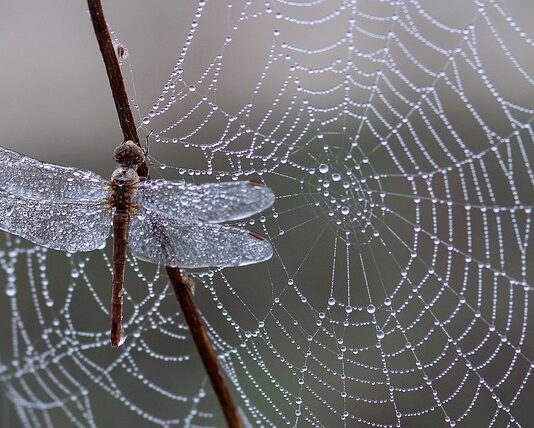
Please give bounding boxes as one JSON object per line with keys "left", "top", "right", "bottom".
{"left": 110, "top": 208, "right": 129, "bottom": 347}
{"left": 109, "top": 167, "right": 139, "bottom": 347}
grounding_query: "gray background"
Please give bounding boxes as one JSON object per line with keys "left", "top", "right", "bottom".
{"left": 1, "top": 1, "right": 534, "bottom": 427}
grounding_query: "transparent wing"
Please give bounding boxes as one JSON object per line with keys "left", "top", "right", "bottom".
{"left": 0, "top": 192, "right": 111, "bottom": 252}
{"left": 0, "top": 146, "right": 108, "bottom": 202}
{"left": 129, "top": 208, "right": 273, "bottom": 268}
{"left": 136, "top": 180, "right": 275, "bottom": 223}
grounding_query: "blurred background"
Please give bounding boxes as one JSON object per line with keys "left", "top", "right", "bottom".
{"left": 0, "top": 0, "right": 534, "bottom": 427}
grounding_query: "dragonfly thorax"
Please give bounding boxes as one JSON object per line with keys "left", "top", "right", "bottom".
{"left": 108, "top": 167, "right": 139, "bottom": 213}
{"left": 111, "top": 167, "right": 139, "bottom": 184}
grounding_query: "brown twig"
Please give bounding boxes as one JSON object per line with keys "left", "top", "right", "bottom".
{"left": 167, "top": 268, "right": 243, "bottom": 428}
{"left": 87, "top": 0, "right": 148, "bottom": 179}
{"left": 86, "top": 1, "right": 243, "bottom": 426}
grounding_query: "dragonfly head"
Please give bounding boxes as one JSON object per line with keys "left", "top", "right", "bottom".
{"left": 114, "top": 140, "right": 145, "bottom": 168}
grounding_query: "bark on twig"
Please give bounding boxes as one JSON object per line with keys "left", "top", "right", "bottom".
{"left": 167, "top": 267, "right": 243, "bottom": 428}
{"left": 87, "top": 1, "right": 243, "bottom": 426}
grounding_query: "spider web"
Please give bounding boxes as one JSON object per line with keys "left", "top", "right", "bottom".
{"left": 2, "top": 0, "right": 534, "bottom": 426}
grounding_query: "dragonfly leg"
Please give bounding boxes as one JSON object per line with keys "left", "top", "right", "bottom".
{"left": 143, "top": 130, "right": 153, "bottom": 156}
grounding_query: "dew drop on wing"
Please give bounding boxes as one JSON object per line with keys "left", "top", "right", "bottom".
{"left": 0, "top": 192, "right": 111, "bottom": 252}
{"left": 135, "top": 179, "right": 275, "bottom": 224}
{"left": 129, "top": 209, "right": 273, "bottom": 268}
{"left": 1, "top": 146, "right": 110, "bottom": 204}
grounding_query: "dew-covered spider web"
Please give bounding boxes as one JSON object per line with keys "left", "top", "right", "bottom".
{"left": 1, "top": 0, "right": 534, "bottom": 427}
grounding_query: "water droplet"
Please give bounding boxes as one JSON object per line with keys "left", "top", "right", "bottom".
{"left": 367, "top": 304, "right": 376, "bottom": 314}
{"left": 319, "top": 164, "right": 329, "bottom": 173}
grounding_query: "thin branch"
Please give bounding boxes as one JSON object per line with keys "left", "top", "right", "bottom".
{"left": 167, "top": 268, "right": 243, "bottom": 428}
{"left": 87, "top": 0, "right": 148, "bottom": 179}
{"left": 86, "top": 1, "right": 243, "bottom": 426}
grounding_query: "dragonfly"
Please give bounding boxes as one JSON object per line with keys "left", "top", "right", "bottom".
{"left": 0, "top": 142, "right": 274, "bottom": 346}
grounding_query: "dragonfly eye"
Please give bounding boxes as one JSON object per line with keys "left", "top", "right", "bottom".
{"left": 114, "top": 141, "right": 145, "bottom": 166}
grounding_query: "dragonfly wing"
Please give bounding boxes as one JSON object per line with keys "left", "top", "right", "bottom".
{"left": 0, "top": 192, "right": 111, "bottom": 252}
{"left": 136, "top": 180, "right": 275, "bottom": 223}
{"left": 0, "top": 146, "right": 108, "bottom": 202}
{"left": 129, "top": 208, "right": 273, "bottom": 268}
